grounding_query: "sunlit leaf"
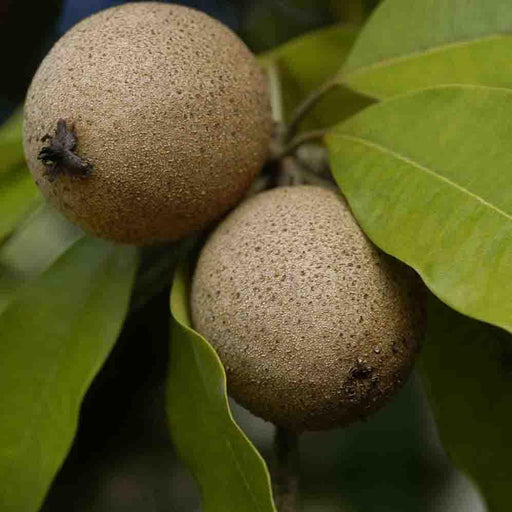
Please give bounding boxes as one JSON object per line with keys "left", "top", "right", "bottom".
{"left": 326, "top": 85, "right": 512, "bottom": 334}
{"left": 167, "top": 263, "right": 276, "bottom": 512}
{"left": 341, "top": 0, "right": 512, "bottom": 99}
{"left": 259, "top": 24, "right": 372, "bottom": 131}
{"left": 0, "top": 237, "right": 138, "bottom": 512}
{"left": 420, "top": 295, "right": 512, "bottom": 512}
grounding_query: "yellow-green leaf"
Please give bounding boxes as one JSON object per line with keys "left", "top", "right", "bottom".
{"left": 0, "top": 237, "right": 138, "bottom": 512}
{"left": 421, "top": 295, "right": 512, "bottom": 511}
{"left": 326, "top": 85, "right": 512, "bottom": 334}
{"left": 341, "top": 0, "right": 512, "bottom": 99}
{"left": 167, "top": 263, "right": 276, "bottom": 512}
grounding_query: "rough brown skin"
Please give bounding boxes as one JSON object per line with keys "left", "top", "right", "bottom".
{"left": 191, "top": 186, "right": 425, "bottom": 431}
{"left": 24, "top": 2, "right": 272, "bottom": 245}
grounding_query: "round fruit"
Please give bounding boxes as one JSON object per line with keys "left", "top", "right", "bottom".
{"left": 190, "top": 186, "right": 425, "bottom": 431}
{"left": 24, "top": 2, "right": 271, "bottom": 245}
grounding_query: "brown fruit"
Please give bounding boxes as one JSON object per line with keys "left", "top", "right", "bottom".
{"left": 190, "top": 186, "right": 425, "bottom": 431}
{"left": 24, "top": 2, "right": 271, "bottom": 245}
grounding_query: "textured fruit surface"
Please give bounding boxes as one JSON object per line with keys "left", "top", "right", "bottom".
{"left": 24, "top": 2, "right": 271, "bottom": 244}
{"left": 191, "top": 186, "right": 425, "bottom": 431}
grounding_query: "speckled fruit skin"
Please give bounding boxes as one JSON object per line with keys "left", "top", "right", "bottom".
{"left": 24, "top": 2, "right": 271, "bottom": 245}
{"left": 191, "top": 186, "right": 425, "bottom": 431}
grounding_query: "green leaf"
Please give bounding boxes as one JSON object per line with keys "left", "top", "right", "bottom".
{"left": 0, "top": 205, "right": 83, "bottom": 313}
{"left": 0, "top": 237, "right": 138, "bottom": 512}
{"left": 259, "top": 24, "right": 373, "bottom": 131}
{"left": 0, "top": 108, "right": 25, "bottom": 173}
{"left": 167, "top": 263, "right": 276, "bottom": 512}
{"left": 326, "top": 85, "right": 512, "bottom": 334}
{"left": 0, "top": 166, "right": 40, "bottom": 242}
{"left": 420, "top": 295, "right": 512, "bottom": 511}
{"left": 341, "top": 0, "right": 512, "bottom": 99}
{"left": 0, "top": 108, "right": 40, "bottom": 240}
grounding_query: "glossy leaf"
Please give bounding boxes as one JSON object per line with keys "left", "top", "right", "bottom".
{"left": 420, "top": 295, "right": 512, "bottom": 511}
{"left": 0, "top": 108, "right": 25, "bottom": 173}
{"left": 0, "top": 205, "right": 83, "bottom": 313}
{"left": 167, "top": 263, "right": 276, "bottom": 512}
{"left": 0, "top": 167, "right": 40, "bottom": 242}
{"left": 341, "top": 0, "right": 512, "bottom": 99}
{"left": 259, "top": 24, "right": 373, "bottom": 131}
{"left": 0, "top": 237, "right": 138, "bottom": 512}
{"left": 326, "top": 85, "right": 512, "bottom": 334}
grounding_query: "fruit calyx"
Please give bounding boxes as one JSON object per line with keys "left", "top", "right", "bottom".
{"left": 38, "top": 119, "right": 93, "bottom": 182}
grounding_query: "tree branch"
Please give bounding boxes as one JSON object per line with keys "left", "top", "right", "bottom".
{"left": 285, "top": 78, "right": 338, "bottom": 142}
{"left": 273, "top": 426, "right": 301, "bottom": 512}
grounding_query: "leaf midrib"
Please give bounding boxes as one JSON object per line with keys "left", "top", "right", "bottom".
{"left": 342, "top": 33, "right": 510, "bottom": 80}
{"left": 331, "top": 133, "right": 512, "bottom": 223}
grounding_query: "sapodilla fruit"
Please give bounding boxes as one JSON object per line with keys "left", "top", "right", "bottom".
{"left": 23, "top": 2, "right": 271, "bottom": 245}
{"left": 191, "top": 186, "right": 425, "bottom": 431}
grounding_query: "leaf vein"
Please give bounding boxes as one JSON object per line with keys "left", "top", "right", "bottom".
{"left": 343, "top": 33, "right": 511, "bottom": 80}
{"left": 333, "top": 133, "right": 512, "bottom": 222}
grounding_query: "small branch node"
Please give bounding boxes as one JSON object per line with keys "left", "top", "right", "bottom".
{"left": 285, "top": 78, "right": 338, "bottom": 142}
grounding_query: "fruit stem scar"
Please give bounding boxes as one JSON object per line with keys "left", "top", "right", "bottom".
{"left": 38, "top": 118, "right": 93, "bottom": 182}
